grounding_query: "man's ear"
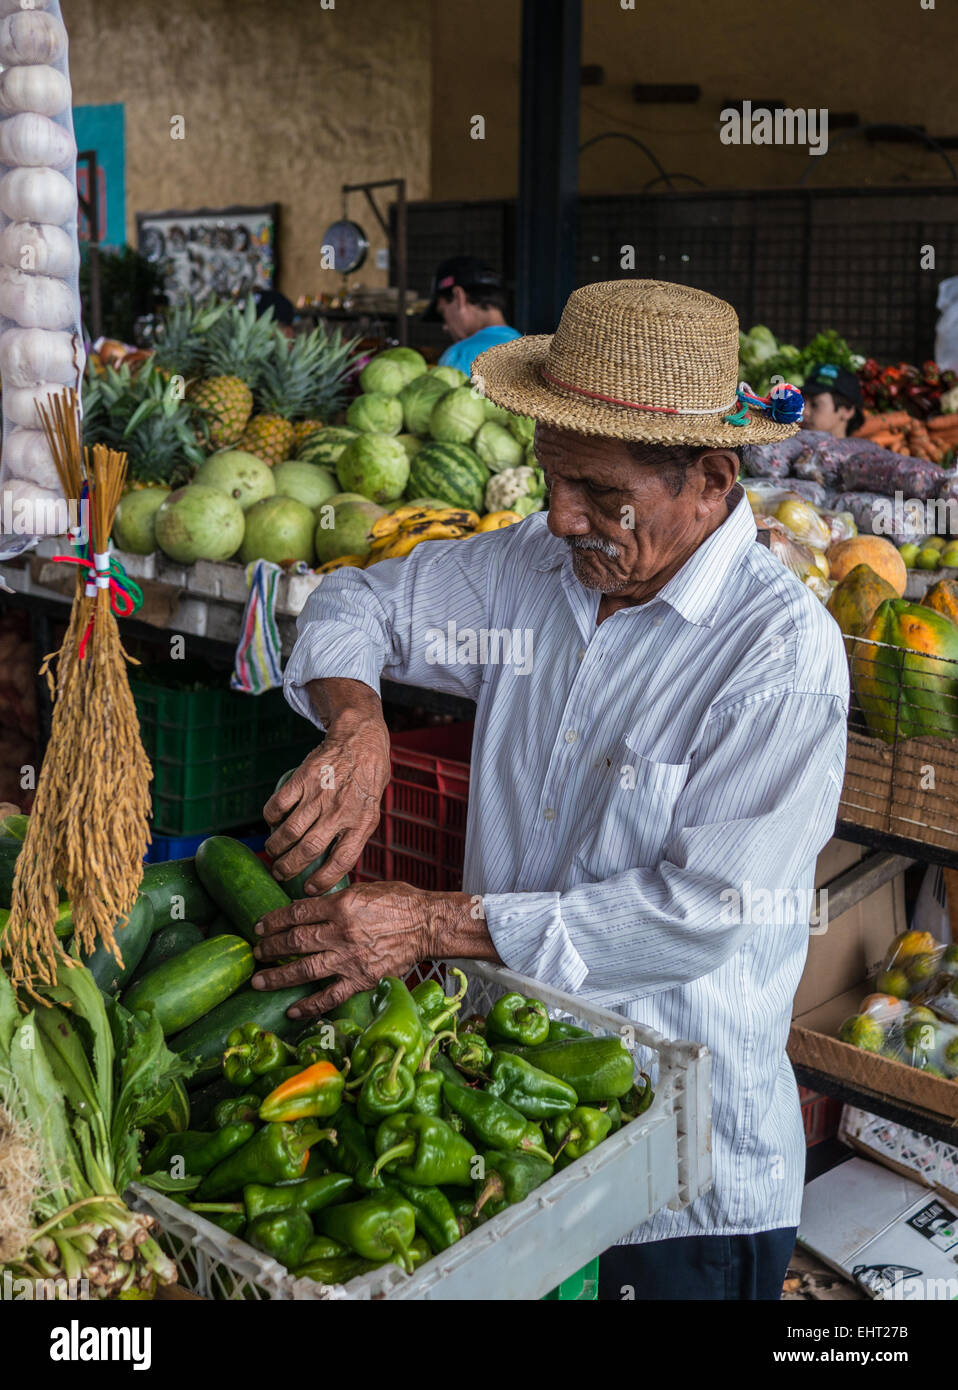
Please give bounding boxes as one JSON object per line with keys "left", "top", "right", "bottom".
{"left": 696, "top": 449, "right": 739, "bottom": 502}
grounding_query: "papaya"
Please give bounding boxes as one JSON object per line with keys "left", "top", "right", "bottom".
{"left": 826, "top": 536, "right": 907, "bottom": 595}
{"left": 921, "top": 577, "right": 958, "bottom": 627}
{"left": 851, "top": 597, "right": 958, "bottom": 742}
{"left": 826, "top": 564, "right": 898, "bottom": 638}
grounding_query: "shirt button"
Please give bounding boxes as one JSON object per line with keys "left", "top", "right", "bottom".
{"left": 564, "top": 729, "right": 578, "bottom": 744}
{"left": 543, "top": 807, "right": 556, "bottom": 821}
{"left": 577, "top": 648, "right": 585, "bottom": 661}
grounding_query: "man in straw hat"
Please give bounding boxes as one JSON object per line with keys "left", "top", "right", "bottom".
{"left": 257, "top": 280, "right": 849, "bottom": 1301}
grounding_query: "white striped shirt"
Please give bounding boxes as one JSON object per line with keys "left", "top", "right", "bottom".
{"left": 285, "top": 494, "right": 849, "bottom": 1242}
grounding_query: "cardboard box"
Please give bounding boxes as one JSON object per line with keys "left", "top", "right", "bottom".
{"left": 840, "top": 1106, "right": 958, "bottom": 1207}
{"left": 789, "top": 838, "right": 958, "bottom": 1123}
{"left": 799, "top": 1156, "right": 958, "bottom": 1299}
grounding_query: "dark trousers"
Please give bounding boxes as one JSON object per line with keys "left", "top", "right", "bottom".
{"left": 599, "top": 1227, "right": 797, "bottom": 1301}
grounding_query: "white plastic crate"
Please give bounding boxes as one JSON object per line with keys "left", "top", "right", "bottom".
{"left": 129, "top": 960, "right": 711, "bottom": 1300}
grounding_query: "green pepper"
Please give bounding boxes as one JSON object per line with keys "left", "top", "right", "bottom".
{"left": 487, "top": 1052, "right": 577, "bottom": 1119}
{"left": 246, "top": 1207, "right": 313, "bottom": 1268}
{"left": 293, "top": 1254, "right": 386, "bottom": 1284}
{"left": 317, "top": 1190, "right": 417, "bottom": 1273}
{"left": 411, "top": 1070, "right": 443, "bottom": 1118}
{"left": 206, "top": 1210, "right": 246, "bottom": 1237}
{"left": 329, "top": 989, "right": 375, "bottom": 1031}
{"left": 432, "top": 1051, "right": 468, "bottom": 1089}
{"left": 350, "top": 977, "right": 428, "bottom": 1078}
{"left": 620, "top": 1073, "right": 654, "bottom": 1118}
{"left": 322, "top": 1106, "right": 384, "bottom": 1190}
{"left": 244, "top": 1064, "right": 300, "bottom": 1099}
{"left": 599, "top": 1098, "right": 623, "bottom": 1133}
{"left": 258, "top": 1061, "right": 345, "bottom": 1123}
{"left": 383, "top": 1175, "right": 461, "bottom": 1252}
{"left": 142, "top": 1123, "right": 255, "bottom": 1177}
{"left": 197, "top": 1122, "right": 334, "bottom": 1200}
{"left": 514, "top": 1037, "right": 634, "bottom": 1101}
{"left": 442, "top": 1080, "right": 553, "bottom": 1162}
{"left": 222, "top": 1023, "right": 293, "bottom": 1088}
{"left": 487, "top": 991, "right": 551, "bottom": 1047}
{"left": 472, "top": 1149, "right": 554, "bottom": 1219}
{"left": 445, "top": 1192, "right": 475, "bottom": 1237}
{"left": 550, "top": 1105, "right": 612, "bottom": 1163}
{"left": 242, "top": 1172, "right": 354, "bottom": 1224}
{"left": 546, "top": 1019, "right": 592, "bottom": 1043}
{"left": 448, "top": 1033, "right": 493, "bottom": 1078}
{"left": 300, "top": 1235, "right": 347, "bottom": 1261}
{"left": 372, "top": 1114, "right": 477, "bottom": 1188}
{"left": 212, "top": 1094, "right": 260, "bottom": 1128}
{"left": 412, "top": 968, "right": 468, "bottom": 1033}
{"left": 357, "top": 1045, "right": 416, "bottom": 1125}
{"left": 296, "top": 1020, "right": 361, "bottom": 1070}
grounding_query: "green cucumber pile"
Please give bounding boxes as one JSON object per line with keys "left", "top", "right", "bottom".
{"left": 139, "top": 972, "right": 654, "bottom": 1286}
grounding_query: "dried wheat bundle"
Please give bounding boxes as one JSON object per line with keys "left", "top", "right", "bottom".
{"left": 3, "top": 395, "right": 150, "bottom": 999}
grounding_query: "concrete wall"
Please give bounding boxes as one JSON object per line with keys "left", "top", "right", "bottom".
{"left": 67, "top": 0, "right": 433, "bottom": 296}
{"left": 430, "top": 0, "right": 955, "bottom": 200}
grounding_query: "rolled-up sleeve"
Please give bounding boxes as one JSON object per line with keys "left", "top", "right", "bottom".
{"left": 483, "top": 689, "right": 847, "bottom": 997}
{"left": 284, "top": 533, "right": 504, "bottom": 725}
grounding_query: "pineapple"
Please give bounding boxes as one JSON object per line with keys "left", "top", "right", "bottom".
{"left": 152, "top": 296, "right": 228, "bottom": 380}
{"left": 83, "top": 358, "right": 205, "bottom": 487}
{"left": 293, "top": 418, "right": 325, "bottom": 453}
{"left": 239, "top": 328, "right": 330, "bottom": 467}
{"left": 190, "top": 297, "right": 275, "bottom": 450}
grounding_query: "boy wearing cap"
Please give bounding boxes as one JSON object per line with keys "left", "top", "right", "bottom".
{"left": 422, "top": 254, "right": 520, "bottom": 375}
{"left": 261, "top": 280, "right": 849, "bottom": 1302}
{"left": 802, "top": 363, "right": 865, "bottom": 438}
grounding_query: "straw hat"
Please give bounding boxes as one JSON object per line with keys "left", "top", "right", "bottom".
{"left": 473, "top": 279, "right": 802, "bottom": 447}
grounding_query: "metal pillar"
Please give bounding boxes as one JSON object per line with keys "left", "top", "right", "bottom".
{"left": 515, "top": 0, "right": 581, "bottom": 334}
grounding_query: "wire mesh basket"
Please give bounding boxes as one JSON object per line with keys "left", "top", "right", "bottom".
{"left": 840, "top": 631, "right": 958, "bottom": 854}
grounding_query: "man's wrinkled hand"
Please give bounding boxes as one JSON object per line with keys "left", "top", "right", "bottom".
{"left": 250, "top": 881, "right": 455, "bottom": 1020}
{"left": 262, "top": 712, "right": 390, "bottom": 894}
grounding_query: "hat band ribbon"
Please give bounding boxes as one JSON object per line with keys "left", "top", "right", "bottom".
{"left": 540, "top": 366, "right": 740, "bottom": 417}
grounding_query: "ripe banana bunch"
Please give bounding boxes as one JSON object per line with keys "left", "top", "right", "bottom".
{"left": 366, "top": 505, "right": 480, "bottom": 563}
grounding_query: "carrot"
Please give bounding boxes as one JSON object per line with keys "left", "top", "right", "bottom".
{"left": 869, "top": 432, "right": 899, "bottom": 448}
{"left": 928, "top": 415, "right": 958, "bottom": 432}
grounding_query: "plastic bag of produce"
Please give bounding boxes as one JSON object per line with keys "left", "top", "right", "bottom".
{"left": 872, "top": 929, "right": 948, "bottom": 1001}
{"left": 838, "top": 450, "right": 943, "bottom": 502}
{"left": 912, "top": 944, "right": 958, "bottom": 1023}
{"left": 740, "top": 433, "right": 809, "bottom": 480}
{"left": 819, "top": 508, "right": 858, "bottom": 545}
{"left": 0, "top": 1, "right": 83, "bottom": 539}
{"left": 840, "top": 991, "right": 958, "bottom": 1076}
{"left": 832, "top": 491, "right": 926, "bottom": 545}
{"left": 935, "top": 276, "right": 958, "bottom": 374}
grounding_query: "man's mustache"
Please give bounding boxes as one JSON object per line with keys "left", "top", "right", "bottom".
{"left": 565, "top": 535, "right": 621, "bottom": 560}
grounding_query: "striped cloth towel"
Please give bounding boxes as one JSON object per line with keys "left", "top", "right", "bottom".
{"left": 231, "top": 559, "right": 284, "bottom": 693}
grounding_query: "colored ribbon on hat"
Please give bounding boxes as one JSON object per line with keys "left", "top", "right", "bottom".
{"left": 724, "top": 381, "right": 804, "bottom": 427}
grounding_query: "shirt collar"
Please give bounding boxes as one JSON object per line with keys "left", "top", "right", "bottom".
{"left": 531, "top": 487, "right": 758, "bottom": 629}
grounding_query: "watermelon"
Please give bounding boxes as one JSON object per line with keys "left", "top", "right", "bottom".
{"left": 407, "top": 442, "right": 490, "bottom": 513}
{"left": 298, "top": 427, "right": 359, "bottom": 466}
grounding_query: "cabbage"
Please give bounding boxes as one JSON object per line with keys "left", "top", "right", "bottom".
{"left": 429, "top": 386, "right": 487, "bottom": 443}
{"left": 377, "top": 346, "right": 427, "bottom": 378}
{"left": 346, "top": 392, "right": 403, "bottom": 435}
{"left": 430, "top": 365, "right": 468, "bottom": 388}
{"left": 359, "top": 357, "right": 409, "bottom": 396}
{"left": 397, "top": 433, "right": 423, "bottom": 461}
{"left": 474, "top": 420, "right": 523, "bottom": 472}
{"left": 507, "top": 414, "right": 535, "bottom": 447}
{"left": 482, "top": 397, "right": 513, "bottom": 424}
{"left": 398, "top": 374, "right": 451, "bottom": 435}
{"left": 485, "top": 465, "right": 546, "bottom": 513}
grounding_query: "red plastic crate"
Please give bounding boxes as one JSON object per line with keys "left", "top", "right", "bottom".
{"left": 799, "top": 1086, "right": 843, "bottom": 1147}
{"left": 354, "top": 723, "right": 473, "bottom": 891}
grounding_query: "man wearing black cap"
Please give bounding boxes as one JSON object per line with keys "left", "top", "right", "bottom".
{"left": 802, "top": 363, "right": 865, "bottom": 438}
{"left": 422, "top": 255, "right": 520, "bottom": 376}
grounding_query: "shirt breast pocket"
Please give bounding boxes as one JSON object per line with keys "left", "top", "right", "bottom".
{"left": 573, "top": 729, "right": 691, "bottom": 883}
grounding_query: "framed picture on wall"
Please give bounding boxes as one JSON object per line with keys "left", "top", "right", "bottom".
{"left": 136, "top": 203, "right": 280, "bottom": 304}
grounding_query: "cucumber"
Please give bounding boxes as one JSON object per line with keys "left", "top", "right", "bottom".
{"left": 127, "top": 921, "right": 204, "bottom": 987}
{"left": 81, "top": 895, "right": 157, "bottom": 994}
{"left": 170, "top": 983, "right": 314, "bottom": 1082}
{"left": 1, "top": 901, "right": 73, "bottom": 942}
{"left": 139, "top": 858, "right": 218, "bottom": 930}
{"left": 194, "top": 836, "right": 291, "bottom": 944}
{"left": 121, "top": 934, "right": 254, "bottom": 1036}
{"left": 272, "top": 770, "right": 349, "bottom": 899}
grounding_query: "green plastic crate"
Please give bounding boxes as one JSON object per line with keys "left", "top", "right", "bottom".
{"left": 543, "top": 1258, "right": 599, "bottom": 1301}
